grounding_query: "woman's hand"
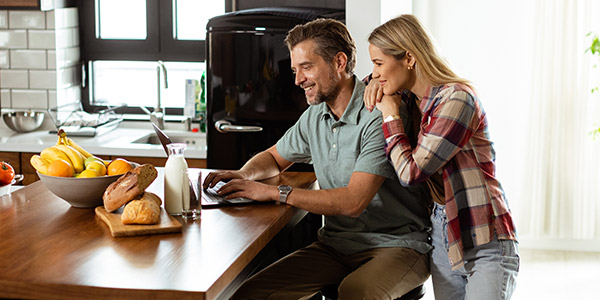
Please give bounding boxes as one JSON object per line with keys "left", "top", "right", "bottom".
{"left": 363, "top": 78, "right": 384, "bottom": 112}
{"left": 376, "top": 95, "right": 404, "bottom": 119}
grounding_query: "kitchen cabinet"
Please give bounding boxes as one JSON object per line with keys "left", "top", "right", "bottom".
{"left": 1, "top": 151, "right": 206, "bottom": 186}
{"left": 0, "top": 0, "right": 39, "bottom": 9}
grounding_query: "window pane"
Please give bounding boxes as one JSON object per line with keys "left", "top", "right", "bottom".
{"left": 92, "top": 61, "right": 205, "bottom": 110}
{"left": 97, "top": 0, "right": 147, "bottom": 40}
{"left": 175, "top": 0, "right": 224, "bottom": 40}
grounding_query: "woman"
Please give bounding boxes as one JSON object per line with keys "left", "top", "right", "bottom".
{"left": 364, "top": 15, "right": 519, "bottom": 300}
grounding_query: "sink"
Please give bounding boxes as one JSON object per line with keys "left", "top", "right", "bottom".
{"left": 132, "top": 132, "right": 206, "bottom": 149}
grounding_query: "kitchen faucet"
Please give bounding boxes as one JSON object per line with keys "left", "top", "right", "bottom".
{"left": 145, "top": 61, "right": 168, "bottom": 129}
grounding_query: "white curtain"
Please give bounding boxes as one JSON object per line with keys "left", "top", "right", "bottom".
{"left": 413, "top": 0, "right": 600, "bottom": 250}
{"left": 521, "top": 0, "right": 600, "bottom": 246}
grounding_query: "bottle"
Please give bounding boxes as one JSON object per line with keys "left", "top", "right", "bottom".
{"left": 199, "top": 71, "right": 206, "bottom": 132}
{"left": 164, "top": 143, "right": 190, "bottom": 215}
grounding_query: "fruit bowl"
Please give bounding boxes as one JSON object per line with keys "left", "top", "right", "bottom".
{"left": 37, "top": 172, "right": 124, "bottom": 208}
{"left": 36, "top": 162, "right": 139, "bottom": 208}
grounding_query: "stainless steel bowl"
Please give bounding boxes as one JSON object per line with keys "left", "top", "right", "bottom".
{"left": 2, "top": 111, "right": 45, "bottom": 133}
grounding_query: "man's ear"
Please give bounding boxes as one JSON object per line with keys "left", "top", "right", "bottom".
{"left": 334, "top": 52, "right": 348, "bottom": 73}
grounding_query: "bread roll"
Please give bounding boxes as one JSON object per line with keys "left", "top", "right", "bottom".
{"left": 121, "top": 192, "right": 162, "bottom": 225}
{"left": 103, "top": 163, "right": 158, "bottom": 212}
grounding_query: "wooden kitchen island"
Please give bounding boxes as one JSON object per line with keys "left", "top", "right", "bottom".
{"left": 0, "top": 169, "right": 317, "bottom": 300}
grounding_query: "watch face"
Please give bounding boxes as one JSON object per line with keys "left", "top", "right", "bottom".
{"left": 279, "top": 185, "right": 292, "bottom": 192}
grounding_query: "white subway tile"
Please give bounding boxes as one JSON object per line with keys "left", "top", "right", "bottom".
{"left": 1, "top": 89, "right": 10, "bottom": 107}
{"left": 0, "top": 11, "right": 7, "bottom": 29}
{"left": 56, "top": 46, "right": 79, "bottom": 68}
{"left": 55, "top": 27, "right": 73, "bottom": 48}
{"left": 55, "top": 7, "right": 78, "bottom": 29}
{"left": 29, "top": 30, "right": 56, "bottom": 49}
{"left": 46, "top": 10, "right": 55, "bottom": 29}
{"left": 11, "top": 89, "right": 48, "bottom": 109}
{"left": 30, "top": 70, "right": 56, "bottom": 89}
{"left": 8, "top": 11, "right": 46, "bottom": 29}
{"left": 0, "top": 70, "right": 28, "bottom": 88}
{"left": 47, "top": 50, "right": 56, "bottom": 69}
{"left": 48, "top": 89, "right": 56, "bottom": 108}
{"left": 0, "top": 30, "right": 27, "bottom": 49}
{"left": 10, "top": 49, "right": 47, "bottom": 69}
{"left": 0, "top": 49, "right": 8, "bottom": 68}
{"left": 58, "top": 65, "right": 80, "bottom": 87}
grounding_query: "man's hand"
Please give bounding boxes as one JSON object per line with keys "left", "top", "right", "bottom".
{"left": 363, "top": 78, "right": 384, "bottom": 112}
{"left": 202, "top": 170, "right": 245, "bottom": 190}
{"left": 216, "top": 179, "right": 278, "bottom": 202}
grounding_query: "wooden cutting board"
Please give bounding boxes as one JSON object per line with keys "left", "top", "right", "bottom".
{"left": 95, "top": 206, "right": 182, "bottom": 237}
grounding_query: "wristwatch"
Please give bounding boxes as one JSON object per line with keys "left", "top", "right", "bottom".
{"left": 277, "top": 185, "right": 293, "bottom": 204}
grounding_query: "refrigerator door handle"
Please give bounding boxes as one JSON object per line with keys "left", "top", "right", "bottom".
{"left": 215, "top": 120, "right": 263, "bottom": 133}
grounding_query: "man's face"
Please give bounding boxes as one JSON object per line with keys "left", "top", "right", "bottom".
{"left": 290, "top": 40, "right": 340, "bottom": 106}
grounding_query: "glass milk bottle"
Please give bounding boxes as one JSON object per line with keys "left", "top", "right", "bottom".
{"left": 164, "top": 143, "right": 190, "bottom": 215}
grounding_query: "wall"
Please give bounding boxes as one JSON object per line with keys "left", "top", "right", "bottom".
{"left": 0, "top": 7, "right": 80, "bottom": 130}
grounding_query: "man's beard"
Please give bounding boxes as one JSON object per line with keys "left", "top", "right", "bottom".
{"left": 306, "top": 68, "right": 340, "bottom": 106}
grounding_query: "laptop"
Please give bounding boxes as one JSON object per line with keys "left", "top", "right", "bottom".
{"left": 151, "top": 123, "right": 259, "bottom": 208}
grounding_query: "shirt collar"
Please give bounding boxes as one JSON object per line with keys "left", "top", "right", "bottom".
{"left": 318, "top": 75, "right": 365, "bottom": 125}
{"left": 420, "top": 85, "right": 444, "bottom": 113}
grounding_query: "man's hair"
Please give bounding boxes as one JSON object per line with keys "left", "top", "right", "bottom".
{"left": 285, "top": 18, "right": 356, "bottom": 75}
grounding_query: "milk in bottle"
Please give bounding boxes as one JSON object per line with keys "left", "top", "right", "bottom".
{"left": 164, "top": 143, "right": 189, "bottom": 215}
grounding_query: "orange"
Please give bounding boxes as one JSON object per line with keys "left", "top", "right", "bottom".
{"left": 47, "top": 159, "right": 74, "bottom": 177}
{"left": 107, "top": 158, "right": 133, "bottom": 176}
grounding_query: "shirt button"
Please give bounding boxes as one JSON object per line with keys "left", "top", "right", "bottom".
{"left": 333, "top": 128, "right": 337, "bottom": 133}
{"left": 332, "top": 144, "right": 337, "bottom": 149}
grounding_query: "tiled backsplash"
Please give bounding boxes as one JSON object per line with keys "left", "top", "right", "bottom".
{"left": 0, "top": 8, "right": 81, "bottom": 114}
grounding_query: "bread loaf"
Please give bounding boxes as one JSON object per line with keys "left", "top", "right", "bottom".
{"left": 121, "top": 192, "right": 162, "bottom": 225}
{"left": 103, "top": 163, "right": 158, "bottom": 212}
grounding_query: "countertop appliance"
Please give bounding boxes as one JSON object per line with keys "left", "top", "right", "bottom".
{"left": 206, "top": 7, "right": 344, "bottom": 170}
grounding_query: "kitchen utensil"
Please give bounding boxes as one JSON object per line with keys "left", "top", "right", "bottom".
{"left": 151, "top": 122, "right": 172, "bottom": 155}
{"left": 95, "top": 206, "right": 182, "bottom": 237}
{"left": 3, "top": 111, "right": 45, "bottom": 133}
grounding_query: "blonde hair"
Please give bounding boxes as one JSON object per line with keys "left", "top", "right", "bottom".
{"left": 368, "top": 15, "right": 470, "bottom": 87}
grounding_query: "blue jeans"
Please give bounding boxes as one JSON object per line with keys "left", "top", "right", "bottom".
{"left": 430, "top": 203, "right": 520, "bottom": 300}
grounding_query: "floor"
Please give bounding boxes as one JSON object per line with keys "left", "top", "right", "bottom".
{"left": 419, "top": 248, "right": 600, "bottom": 300}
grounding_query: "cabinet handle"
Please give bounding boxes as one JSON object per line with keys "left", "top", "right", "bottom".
{"left": 215, "top": 120, "right": 263, "bottom": 133}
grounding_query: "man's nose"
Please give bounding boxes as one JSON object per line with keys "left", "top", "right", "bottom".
{"left": 295, "top": 71, "right": 305, "bottom": 86}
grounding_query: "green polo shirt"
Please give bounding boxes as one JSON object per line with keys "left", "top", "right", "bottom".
{"left": 276, "top": 76, "right": 432, "bottom": 255}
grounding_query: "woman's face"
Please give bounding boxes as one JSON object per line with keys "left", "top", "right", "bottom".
{"left": 369, "top": 43, "right": 414, "bottom": 95}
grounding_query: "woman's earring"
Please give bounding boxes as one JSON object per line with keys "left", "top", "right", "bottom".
{"left": 408, "top": 66, "right": 413, "bottom": 70}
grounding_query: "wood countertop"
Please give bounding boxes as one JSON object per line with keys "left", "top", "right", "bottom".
{"left": 0, "top": 169, "right": 317, "bottom": 300}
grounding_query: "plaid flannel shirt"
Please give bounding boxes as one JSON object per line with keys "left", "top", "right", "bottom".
{"left": 382, "top": 84, "right": 517, "bottom": 270}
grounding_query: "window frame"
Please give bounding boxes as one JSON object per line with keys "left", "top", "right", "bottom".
{"left": 78, "top": 0, "right": 231, "bottom": 115}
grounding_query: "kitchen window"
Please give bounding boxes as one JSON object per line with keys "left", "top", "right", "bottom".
{"left": 78, "top": 0, "right": 230, "bottom": 116}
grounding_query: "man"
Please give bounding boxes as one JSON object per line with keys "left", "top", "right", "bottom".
{"left": 203, "top": 18, "right": 432, "bottom": 300}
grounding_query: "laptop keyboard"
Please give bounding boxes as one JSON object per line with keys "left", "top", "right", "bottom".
{"left": 203, "top": 181, "right": 254, "bottom": 204}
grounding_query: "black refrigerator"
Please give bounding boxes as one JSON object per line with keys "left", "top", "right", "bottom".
{"left": 206, "top": 7, "right": 344, "bottom": 170}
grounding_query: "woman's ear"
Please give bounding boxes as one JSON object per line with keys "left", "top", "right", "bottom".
{"left": 406, "top": 52, "right": 416, "bottom": 69}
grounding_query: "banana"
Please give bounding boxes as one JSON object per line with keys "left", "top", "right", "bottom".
{"left": 54, "top": 144, "right": 85, "bottom": 173}
{"left": 40, "top": 146, "right": 72, "bottom": 166}
{"left": 66, "top": 137, "right": 93, "bottom": 159}
{"left": 30, "top": 155, "right": 51, "bottom": 175}
{"left": 56, "top": 129, "right": 93, "bottom": 159}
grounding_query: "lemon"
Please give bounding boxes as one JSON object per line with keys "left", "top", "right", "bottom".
{"left": 84, "top": 156, "right": 106, "bottom": 168}
{"left": 77, "top": 169, "right": 99, "bottom": 178}
{"left": 86, "top": 161, "right": 107, "bottom": 176}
